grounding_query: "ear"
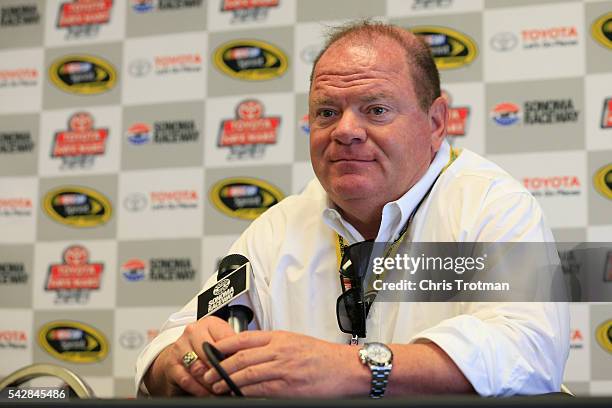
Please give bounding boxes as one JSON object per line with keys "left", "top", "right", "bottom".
{"left": 428, "top": 96, "right": 448, "bottom": 154}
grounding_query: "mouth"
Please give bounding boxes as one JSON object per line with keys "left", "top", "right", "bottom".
{"left": 330, "top": 158, "right": 375, "bottom": 163}
{"left": 329, "top": 159, "right": 376, "bottom": 170}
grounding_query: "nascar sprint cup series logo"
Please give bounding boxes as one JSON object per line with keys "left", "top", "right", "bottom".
{"left": 43, "top": 186, "right": 112, "bottom": 227}
{"left": 596, "top": 319, "right": 612, "bottom": 354}
{"left": 210, "top": 177, "right": 284, "bottom": 220}
{"left": 410, "top": 26, "right": 477, "bottom": 70}
{"left": 594, "top": 163, "right": 612, "bottom": 200}
{"left": 38, "top": 321, "right": 108, "bottom": 363}
{"left": 49, "top": 55, "right": 116, "bottom": 95}
{"left": 214, "top": 39, "right": 288, "bottom": 81}
{"left": 592, "top": 12, "right": 612, "bottom": 50}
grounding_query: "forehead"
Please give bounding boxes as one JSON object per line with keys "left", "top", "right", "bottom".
{"left": 310, "top": 37, "right": 413, "bottom": 102}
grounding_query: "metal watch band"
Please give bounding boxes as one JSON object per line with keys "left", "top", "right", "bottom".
{"left": 369, "top": 364, "right": 392, "bottom": 398}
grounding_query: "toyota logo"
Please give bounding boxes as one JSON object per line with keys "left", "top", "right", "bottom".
{"left": 129, "top": 59, "right": 152, "bottom": 77}
{"left": 124, "top": 193, "right": 148, "bottom": 212}
{"left": 213, "top": 279, "right": 231, "bottom": 296}
{"left": 490, "top": 32, "right": 518, "bottom": 52}
{"left": 119, "top": 330, "right": 144, "bottom": 349}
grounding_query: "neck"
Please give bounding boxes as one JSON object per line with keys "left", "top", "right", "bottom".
{"left": 330, "top": 150, "right": 442, "bottom": 240}
{"left": 336, "top": 201, "right": 382, "bottom": 240}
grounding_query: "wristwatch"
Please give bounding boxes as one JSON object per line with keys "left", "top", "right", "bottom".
{"left": 359, "top": 342, "right": 393, "bottom": 398}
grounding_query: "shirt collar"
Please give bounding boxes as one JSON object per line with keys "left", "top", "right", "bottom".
{"left": 323, "top": 139, "right": 451, "bottom": 244}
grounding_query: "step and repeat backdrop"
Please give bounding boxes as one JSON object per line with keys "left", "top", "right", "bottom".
{"left": 0, "top": 0, "right": 611, "bottom": 398}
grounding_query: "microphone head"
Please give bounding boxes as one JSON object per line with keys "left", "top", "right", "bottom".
{"left": 218, "top": 254, "right": 249, "bottom": 279}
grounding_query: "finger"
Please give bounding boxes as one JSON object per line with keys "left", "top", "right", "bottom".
{"left": 185, "top": 317, "right": 236, "bottom": 368}
{"left": 187, "top": 358, "right": 207, "bottom": 380}
{"left": 183, "top": 323, "right": 213, "bottom": 369}
{"left": 210, "top": 360, "right": 281, "bottom": 395}
{"left": 182, "top": 341, "right": 215, "bottom": 390}
{"left": 167, "top": 364, "right": 210, "bottom": 397}
{"left": 203, "top": 346, "right": 274, "bottom": 384}
{"left": 179, "top": 358, "right": 209, "bottom": 392}
{"left": 212, "top": 330, "right": 272, "bottom": 356}
{"left": 206, "top": 316, "right": 238, "bottom": 341}
{"left": 170, "top": 335, "right": 209, "bottom": 389}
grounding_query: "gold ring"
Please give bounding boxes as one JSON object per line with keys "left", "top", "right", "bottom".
{"left": 182, "top": 351, "right": 198, "bottom": 368}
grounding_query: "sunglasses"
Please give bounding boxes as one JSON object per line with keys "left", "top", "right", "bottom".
{"left": 336, "top": 240, "right": 374, "bottom": 338}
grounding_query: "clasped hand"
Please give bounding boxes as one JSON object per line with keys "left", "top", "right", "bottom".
{"left": 203, "top": 329, "right": 357, "bottom": 397}
{"left": 153, "top": 316, "right": 362, "bottom": 397}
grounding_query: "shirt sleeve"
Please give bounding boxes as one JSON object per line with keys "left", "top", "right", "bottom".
{"left": 410, "top": 192, "right": 570, "bottom": 396}
{"left": 134, "top": 277, "right": 209, "bottom": 395}
{"left": 134, "top": 209, "right": 277, "bottom": 395}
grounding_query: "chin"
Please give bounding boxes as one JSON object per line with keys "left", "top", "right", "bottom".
{"left": 329, "top": 178, "right": 378, "bottom": 202}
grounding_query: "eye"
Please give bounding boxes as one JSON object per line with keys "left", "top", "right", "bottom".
{"left": 317, "top": 109, "right": 336, "bottom": 118}
{"left": 369, "top": 106, "right": 388, "bottom": 116}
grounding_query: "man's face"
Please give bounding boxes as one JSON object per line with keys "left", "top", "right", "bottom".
{"left": 309, "top": 37, "right": 446, "bottom": 210}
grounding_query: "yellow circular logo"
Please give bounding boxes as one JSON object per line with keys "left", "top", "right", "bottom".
{"left": 410, "top": 26, "right": 478, "bottom": 70}
{"left": 595, "top": 319, "right": 612, "bottom": 354}
{"left": 592, "top": 12, "right": 612, "bottom": 50}
{"left": 593, "top": 164, "right": 612, "bottom": 200}
{"left": 49, "top": 55, "right": 116, "bottom": 95}
{"left": 213, "top": 39, "right": 288, "bottom": 81}
{"left": 38, "top": 321, "right": 108, "bottom": 364}
{"left": 43, "top": 186, "right": 112, "bottom": 228}
{"left": 210, "top": 177, "right": 284, "bottom": 220}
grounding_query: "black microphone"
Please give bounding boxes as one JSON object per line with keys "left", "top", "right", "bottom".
{"left": 218, "top": 254, "right": 249, "bottom": 277}
{"left": 197, "top": 254, "right": 261, "bottom": 333}
{"left": 217, "top": 254, "right": 253, "bottom": 333}
{"left": 197, "top": 254, "right": 260, "bottom": 397}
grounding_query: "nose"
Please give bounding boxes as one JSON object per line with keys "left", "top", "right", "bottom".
{"left": 330, "top": 109, "right": 366, "bottom": 145}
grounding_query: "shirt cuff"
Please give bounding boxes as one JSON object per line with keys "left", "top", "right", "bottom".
{"left": 409, "top": 314, "right": 529, "bottom": 397}
{"left": 135, "top": 325, "right": 186, "bottom": 396}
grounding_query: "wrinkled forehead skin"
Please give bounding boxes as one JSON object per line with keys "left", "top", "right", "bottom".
{"left": 310, "top": 35, "right": 417, "bottom": 109}
{"left": 309, "top": 29, "right": 426, "bottom": 97}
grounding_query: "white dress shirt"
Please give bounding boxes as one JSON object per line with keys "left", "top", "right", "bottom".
{"left": 136, "top": 140, "right": 569, "bottom": 396}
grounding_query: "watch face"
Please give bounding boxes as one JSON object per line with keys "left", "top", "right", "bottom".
{"left": 367, "top": 343, "right": 392, "bottom": 365}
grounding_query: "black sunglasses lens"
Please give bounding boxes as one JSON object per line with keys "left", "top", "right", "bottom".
{"left": 336, "top": 288, "right": 365, "bottom": 336}
{"left": 340, "top": 240, "right": 374, "bottom": 280}
{"left": 336, "top": 291, "right": 352, "bottom": 333}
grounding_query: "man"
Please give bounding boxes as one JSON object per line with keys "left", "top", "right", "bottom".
{"left": 136, "top": 21, "right": 569, "bottom": 397}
